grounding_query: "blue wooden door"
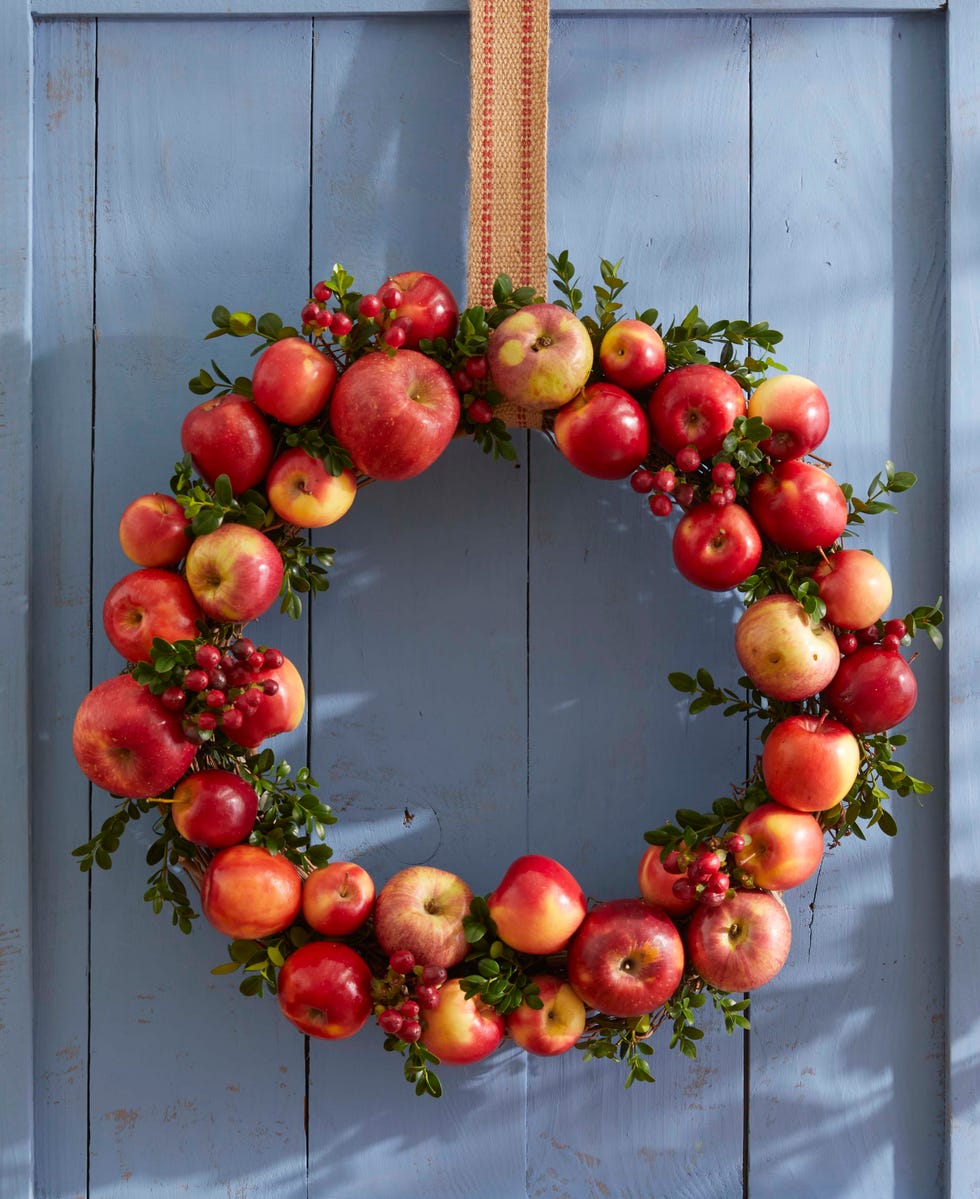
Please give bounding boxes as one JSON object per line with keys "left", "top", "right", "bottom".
{"left": 5, "top": 1, "right": 978, "bottom": 1196}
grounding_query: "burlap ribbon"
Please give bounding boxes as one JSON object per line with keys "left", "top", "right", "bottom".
{"left": 467, "top": 0, "right": 551, "bottom": 430}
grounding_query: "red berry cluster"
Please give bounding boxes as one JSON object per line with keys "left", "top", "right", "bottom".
{"left": 160, "top": 638, "right": 285, "bottom": 743}
{"left": 662, "top": 837, "right": 745, "bottom": 907}
{"left": 837, "top": 617, "right": 908, "bottom": 657}
{"left": 635, "top": 453, "right": 737, "bottom": 519}
{"left": 300, "top": 280, "right": 412, "bottom": 349}
{"left": 372, "top": 950, "right": 447, "bottom": 1044}
{"left": 451, "top": 355, "right": 494, "bottom": 425}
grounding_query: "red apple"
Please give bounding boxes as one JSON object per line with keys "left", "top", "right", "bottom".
{"left": 277, "top": 941, "right": 374, "bottom": 1040}
{"left": 118, "top": 493, "right": 191, "bottom": 567}
{"left": 747, "top": 374, "right": 830, "bottom": 461}
{"left": 553, "top": 383, "right": 650, "bottom": 480}
{"left": 330, "top": 349, "right": 460, "bottom": 481}
{"left": 419, "top": 978, "right": 505, "bottom": 1065}
{"left": 687, "top": 889, "right": 792, "bottom": 992}
{"left": 598, "top": 319, "right": 666, "bottom": 392}
{"left": 265, "top": 448, "right": 357, "bottom": 528}
{"left": 223, "top": 654, "right": 306, "bottom": 749}
{"left": 184, "top": 523, "right": 284, "bottom": 623}
{"left": 762, "top": 714, "right": 861, "bottom": 813}
{"left": 734, "top": 595, "right": 840, "bottom": 702}
{"left": 733, "top": 802, "right": 824, "bottom": 891}
{"left": 672, "top": 502, "right": 762, "bottom": 591}
{"left": 180, "top": 394, "right": 274, "bottom": 494}
{"left": 637, "top": 846, "right": 698, "bottom": 917}
{"left": 302, "top": 861, "right": 376, "bottom": 937}
{"left": 505, "top": 974, "right": 587, "bottom": 1056}
{"left": 649, "top": 363, "right": 746, "bottom": 458}
{"left": 566, "top": 898, "right": 684, "bottom": 1018}
{"left": 813, "top": 549, "right": 893, "bottom": 630}
{"left": 487, "top": 303, "right": 593, "bottom": 412}
{"left": 170, "top": 768, "right": 258, "bottom": 848}
{"left": 486, "top": 854, "right": 587, "bottom": 956}
{"left": 72, "top": 674, "right": 198, "bottom": 798}
{"left": 102, "top": 568, "right": 203, "bottom": 664}
{"left": 200, "top": 843, "right": 302, "bottom": 940}
{"left": 372, "top": 866, "right": 473, "bottom": 969}
{"left": 379, "top": 271, "right": 459, "bottom": 349}
{"left": 749, "top": 460, "right": 848, "bottom": 552}
{"left": 824, "top": 645, "right": 918, "bottom": 734}
{"left": 251, "top": 337, "right": 337, "bottom": 426}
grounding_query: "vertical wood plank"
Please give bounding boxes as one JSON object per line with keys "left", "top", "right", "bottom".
{"left": 749, "top": 15, "right": 947, "bottom": 1198}
{"left": 947, "top": 0, "right": 980, "bottom": 1194}
{"left": 528, "top": 15, "right": 751, "bottom": 1197}
{"left": 86, "top": 19, "right": 312, "bottom": 1197}
{"left": 31, "top": 19, "right": 97, "bottom": 1199}
{"left": 1, "top": 0, "right": 35, "bottom": 1196}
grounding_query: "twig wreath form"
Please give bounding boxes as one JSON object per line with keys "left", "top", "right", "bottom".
{"left": 71, "top": 255, "right": 942, "bottom": 1097}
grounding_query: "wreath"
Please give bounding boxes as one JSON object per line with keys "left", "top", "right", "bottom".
{"left": 71, "top": 252, "right": 943, "bottom": 1099}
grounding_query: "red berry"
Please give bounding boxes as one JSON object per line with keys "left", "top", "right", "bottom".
{"left": 301, "top": 302, "right": 320, "bottom": 326}
{"left": 421, "top": 964, "right": 447, "bottom": 986}
{"left": 881, "top": 632, "right": 902, "bottom": 653}
{"left": 700, "top": 889, "right": 728, "bottom": 906}
{"left": 207, "top": 667, "right": 227, "bottom": 690}
{"left": 837, "top": 632, "right": 859, "bottom": 656}
{"left": 661, "top": 849, "right": 684, "bottom": 875}
{"left": 261, "top": 678, "right": 279, "bottom": 696}
{"left": 630, "top": 469, "right": 656, "bottom": 494}
{"left": 672, "top": 877, "right": 698, "bottom": 902}
{"left": 649, "top": 494, "right": 673, "bottom": 518}
{"left": 468, "top": 398, "right": 493, "bottom": 424}
{"left": 205, "top": 689, "right": 226, "bottom": 709}
{"left": 312, "top": 281, "right": 332, "bottom": 302}
{"left": 380, "top": 285, "right": 404, "bottom": 309}
{"left": 706, "top": 871, "right": 730, "bottom": 895}
{"left": 709, "top": 487, "right": 729, "bottom": 508}
{"left": 221, "top": 651, "right": 237, "bottom": 670}
{"left": 726, "top": 833, "right": 746, "bottom": 853}
{"left": 711, "top": 462, "right": 736, "bottom": 486}
{"left": 465, "top": 356, "right": 488, "bottom": 380}
{"left": 383, "top": 325, "right": 406, "bottom": 349}
{"left": 196, "top": 712, "right": 217, "bottom": 731}
{"left": 400, "top": 1019, "right": 423, "bottom": 1043}
{"left": 674, "top": 482, "right": 695, "bottom": 509}
{"left": 696, "top": 850, "right": 722, "bottom": 876}
{"left": 161, "top": 686, "right": 187, "bottom": 711}
{"left": 195, "top": 644, "right": 222, "bottom": 670}
{"left": 358, "top": 293, "right": 382, "bottom": 318}
{"left": 220, "top": 708, "right": 244, "bottom": 731}
{"left": 415, "top": 985, "right": 441, "bottom": 1010}
{"left": 246, "top": 651, "right": 266, "bottom": 672}
{"left": 675, "top": 445, "right": 701, "bottom": 473}
{"left": 183, "top": 668, "right": 209, "bottom": 692}
{"left": 332, "top": 312, "right": 353, "bottom": 338}
{"left": 378, "top": 1008, "right": 404, "bottom": 1036}
{"left": 858, "top": 624, "right": 881, "bottom": 645}
{"left": 453, "top": 368, "right": 473, "bottom": 393}
{"left": 722, "top": 485, "right": 737, "bottom": 505}
{"left": 399, "top": 1000, "right": 420, "bottom": 1019}
{"left": 263, "top": 648, "right": 285, "bottom": 670}
{"left": 652, "top": 469, "right": 676, "bottom": 494}
{"left": 232, "top": 638, "right": 255, "bottom": 660}
{"left": 314, "top": 308, "right": 333, "bottom": 329}
{"left": 885, "top": 619, "right": 908, "bottom": 640}
{"left": 389, "top": 950, "right": 415, "bottom": 975}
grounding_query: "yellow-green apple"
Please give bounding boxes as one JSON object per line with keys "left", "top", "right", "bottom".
{"left": 180, "top": 394, "right": 274, "bottom": 494}
{"left": 265, "top": 448, "right": 357, "bottom": 528}
{"left": 118, "top": 493, "right": 191, "bottom": 567}
{"left": 553, "top": 383, "right": 650, "bottom": 480}
{"left": 825, "top": 644, "right": 918, "bottom": 734}
{"left": 251, "top": 337, "right": 337, "bottom": 426}
{"left": 330, "top": 349, "right": 460, "bottom": 481}
{"left": 419, "top": 978, "right": 505, "bottom": 1065}
{"left": 734, "top": 595, "right": 840, "bottom": 702}
{"left": 102, "top": 568, "right": 202, "bottom": 663}
{"left": 302, "top": 861, "right": 376, "bottom": 937}
{"left": 505, "top": 974, "right": 586, "bottom": 1056}
{"left": 277, "top": 941, "right": 373, "bottom": 1040}
{"left": 649, "top": 363, "right": 746, "bottom": 458}
{"left": 378, "top": 271, "right": 459, "bottom": 349}
{"left": 223, "top": 654, "right": 305, "bottom": 749}
{"left": 170, "top": 768, "right": 258, "bottom": 848}
{"left": 372, "top": 865, "right": 473, "bottom": 969}
{"left": 813, "top": 549, "right": 893, "bottom": 630}
{"left": 733, "top": 802, "right": 824, "bottom": 890}
{"left": 747, "top": 374, "right": 829, "bottom": 461}
{"left": 672, "top": 502, "right": 762, "bottom": 592}
{"left": 762, "top": 714, "right": 860, "bottom": 812}
{"left": 200, "top": 843, "right": 301, "bottom": 939}
{"left": 637, "top": 846, "right": 698, "bottom": 917}
{"left": 486, "top": 853, "right": 587, "bottom": 955}
{"left": 487, "top": 303, "right": 593, "bottom": 412}
{"left": 749, "top": 460, "right": 848, "bottom": 552}
{"left": 598, "top": 318, "right": 666, "bottom": 392}
{"left": 687, "top": 889, "right": 792, "bottom": 991}
{"left": 72, "top": 674, "right": 198, "bottom": 798}
{"left": 184, "top": 523, "right": 284, "bottom": 623}
{"left": 566, "top": 898, "right": 685, "bottom": 1018}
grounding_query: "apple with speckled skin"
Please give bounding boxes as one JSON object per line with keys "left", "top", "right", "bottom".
{"left": 553, "top": 382, "right": 650, "bottom": 480}
{"left": 762, "top": 714, "right": 861, "bottom": 813}
{"left": 733, "top": 802, "right": 825, "bottom": 891}
{"left": 813, "top": 549, "right": 893, "bottom": 630}
{"left": 506, "top": 974, "right": 587, "bottom": 1056}
{"left": 184, "top": 523, "right": 284, "bottom": 624}
{"left": 749, "top": 460, "right": 848, "bottom": 553}
{"left": 72, "top": 673, "right": 198, "bottom": 799}
{"left": 734, "top": 594, "right": 840, "bottom": 702}
{"left": 687, "top": 889, "right": 792, "bottom": 992}
{"left": 420, "top": 978, "right": 505, "bottom": 1065}
{"left": 180, "top": 394, "right": 274, "bottom": 495}
{"left": 200, "top": 843, "right": 302, "bottom": 940}
{"left": 672, "top": 502, "right": 762, "bottom": 592}
{"left": 171, "top": 768, "right": 259, "bottom": 848}
{"left": 118, "top": 493, "right": 191, "bottom": 567}
{"left": 747, "top": 374, "right": 829, "bottom": 461}
{"left": 567, "top": 898, "right": 685, "bottom": 1018}
{"left": 598, "top": 319, "right": 666, "bottom": 392}
{"left": 102, "top": 568, "right": 202, "bottom": 664}
{"left": 373, "top": 866, "right": 473, "bottom": 969}
{"left": 277, "top": 941, "right": 374, "bottom": 1040}
{"left": 302, "top": 861, "right": 376, "bottom": 937}
{"left": 266, "top": 447, "right": 357, "bottom": 528}
{"left": 649, "top": 363, "right": 746, "bottom": 459}
{"left": 487, "top": 303, "right": 593, "bottom": 412}
{"left": 487, "top": 854, "right": 587, "bottom": 956}
{"left": 825, "top": 645, "right": 919, "bottom": 734}
{"left": 251, "top": 337, "right": 337, "bottom": 426}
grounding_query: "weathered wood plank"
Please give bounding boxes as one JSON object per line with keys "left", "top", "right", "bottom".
{"left": 30, "top": 19, "right": 97, "bottom": 1199}
{"left": 527, "top": 15, "right": 751, "bottom": 1197}
{"left": 947, "top": 1, "right": 980, "bottom": 1195}
{"left": 748, "top": 15, "right": 947, "bottom": 1198}
{"left": 85, "top": 19, "right": 313, "bottom": 1197}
